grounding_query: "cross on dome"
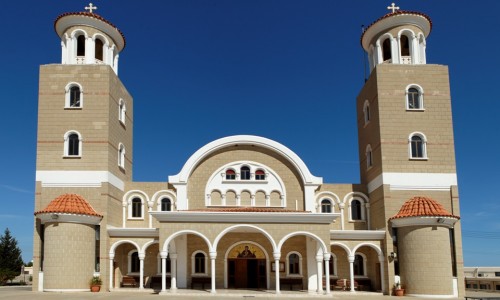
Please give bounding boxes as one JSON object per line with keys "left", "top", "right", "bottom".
{"left": 387, "top": 2, "right": 400, "bottom": 13}
{"left": 85, "top": 3, "right": 98, "bottom": 13}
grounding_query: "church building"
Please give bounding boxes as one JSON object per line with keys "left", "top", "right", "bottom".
{"left": 32, "top": 3, "right": 465, "bottom": 297}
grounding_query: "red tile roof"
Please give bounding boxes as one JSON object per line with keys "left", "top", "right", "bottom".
{"left": 35, "top": 194, "right": 102, "bottom": 217}
{"left": 361, "top": 10, "right": 432, "bottom": 44}
{"left": 389, "top": 196, "right": 459, "bottom": 220}
{"left": 182, "top": 207, "right": 310, "bottom": 213}
{"left": 54, "top": 12, "right": 126, "bottom": 48}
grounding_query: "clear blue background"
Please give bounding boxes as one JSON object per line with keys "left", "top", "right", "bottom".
{"left": 0, "top": 1, "right": 498, "bottom": 266}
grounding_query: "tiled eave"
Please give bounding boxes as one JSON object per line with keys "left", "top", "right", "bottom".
{"left": 107, "top": 226, "right": 159, "bottom": 237}
{"left": 150, "top": 211, "right": 340, "bottom": 224}
{"left": 330, "top": 230, "right": 386, "bottom": 240}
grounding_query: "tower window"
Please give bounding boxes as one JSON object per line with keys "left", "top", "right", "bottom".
{"left": 409, "top": 133, "right": 427, "bottom": 159}
{"left": 406, "top": 86, "right": 424, "bottom": 110}
{"left": 77, "top": 35, "right": 86, "bottom": 57}
{"left": 382, "top": 38, "right": 392, "bottom": 61}
{"left": 64, "top": 131, "right": 82, "bottom": 157}
{"left": 240, "top": 166, "right": 250, "bottom": 180}
{"left": 255, "top": 169, "right": 265, "bottom": 180}
{"left": 400, "top": 35, "right": 410, "bottom": 57}
{"left": 366, "top": 145, "right": 373, "bottom": 169}
{"left": 363, "top": 100, "right": 370, "bottom": 125}
{"left": 95, "top": 38, "right": 104, "bottom": 62}
{"left": 118, "top": 143, "right": 125, "bottom": 169}
{"left": 69, "top": 86, "right": 81, "bottom": 107}
{"left": 321, "top": 199, "right": 332, "bottom": 213}
{"left": 118, "top": 99, "right": 126, "bottom": 124}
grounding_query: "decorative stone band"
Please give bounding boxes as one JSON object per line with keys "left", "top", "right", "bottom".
{"left": 36, "top": 212, "right": 102, "bottom": 225}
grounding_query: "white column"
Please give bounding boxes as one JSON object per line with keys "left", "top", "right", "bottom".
{"left": 139, "top": 253, "right": 145, "bottom": 289}
{"left": 348, "top": 255, "right": 355, "bottom": 292}
{"left": 160, "top": 251, "right": 168, "bottom": 293}
{"left": 316, "top": 255, "right": 323, "bottom": 293}
{"left": 324, "top": 253, "right": 331, "bottom": 294}
{"left": 209, "top": 252, "right": 217, "bottom": 293}
{"left": 411, "top": 34, "right": 419, "bottom": 64}
{"left": 109, "top": 254, "right": 114, "bottom": 290}
{"left": 122, "top": 202, "right": 127, "bottom": 228}
{"left": 375, "top": 41, "right": 382, "bottom": 65}
{"left": 339, "top": 203, "right": 345, "bottom": 230}
{"left": 379, "top": 255, "right": 386, "bottom": 294}
{"left": 148, "top": 202, "right": 153, "bottom": 228}
{"left": 273, "top": 252, "right": 281, "bottom": 294}
{"left": 391, "top": 37, "right": 399, "bottom": 64}
{"left": 60, "top": 41, "right": 66, "bottom": 64}
{"left": 170, "top": 253, "right": 177, "bottom": 291}
{"left": 365, "top": 203, "right": 371, "bottom": 230}
{"left": 85, "top": 37, "right": 93, "bottom": 64}
{"left": 114, "top": 54, "right": 120, "bottom": 75}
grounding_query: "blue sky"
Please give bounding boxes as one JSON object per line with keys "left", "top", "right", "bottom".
{"left": 0, "top": 1, "right": 498, "bottom": 266}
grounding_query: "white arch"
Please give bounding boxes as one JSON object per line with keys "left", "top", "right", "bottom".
{"left": 109, "top": 239, "right": 140, "bottom": 255}
{"left": 141, "top": 240, "right": 159, "bottom": 254}
{"left": 278, "top": 231, "right": 327, "bottom": 254}
{"left": 330, "top": 242, "right": 352, "bottom": 256}
{"left": 408, "top": 131, "right": 428, "bottom": 142}
{"left": 352, "top": 242, "right": 383, "bottom": 257}
{"left": 70, "top": 29, "right": 88, "bottom": 39}
{"left": 92, "top": 33, "right": 110, "bottom": 46}
{"left": 316, "top": 191, "right": 341, "bottom": 204}
{"left": 63, "top": 130, "right": 83, "bottom": 157}
{"left": 152, "top": 190, "right": 177, "bottom": 211}
{"left": 342, "top": 192, "right": 369, "bottom": 204}
{"left": 123, "top": 190, "right": 149, "bottom": 205}
{"left": 169, "top": 135, "right": 322, "bottom": 185}
{"left": 213, "top": 224, "right": 277, "bottom": 253}
{"left": 162, "top": 230, "right": 212, "bottom": 253}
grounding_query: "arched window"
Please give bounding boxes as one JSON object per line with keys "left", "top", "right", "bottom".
{"left": 400, "top": 35, "right": 410, "bottom": 57}
{"left": 351, "top": 199, "right": 362, "bottom": 221}
{"left": 64, "top": 131, "right": 82, "bottom": 157}
{"left": 118, "top": 143, "right": 125, "bottom": 169}
{"left": 77, "top": 35, "right": 86, "bottom": 57}
{"left": 321, "top": 199, "right": 332, "bottom": 213}
{"left": 225, "top": 169, "right": 236, "bottom": 180}
{"left": 382, "top": 38, "right": 392, "bottom": 61}
{"left": 130, "top": 251, "right": 140, "bottom": 273}
{"left": 353, "top": 254, "right": 365, "bottom": 276}
{"left": 366, "top": 145, "right": 373, "bottom": 169}
{"left": 65, "top": 83, "right": 83, "bottom": 108}
{"left": 131, "top": 197, "right": 142, "bottom": 218}
{"left": 410, "top": 133, "right": 427, "bottom": 159}
{"left": 69, "top": 86, "right": 81, "bottom": 107}
{"left": 95, "top": 38, "right": 104, "bottom": 62}
{"left": 363, "top": 100, "right": 370, "bottom": 125}
{"left": 192, "top": 251, "right": 207, "bottom": 275}
{"left": 161, "top": 198, "right": 172, "bottom": 211}
{"left": 406, "top": 85, "right": 424, "bottom": 110}
{"left": 240, "top": 166, "right": 250, "bottom": 180}
{"left": 255, "top": 169, "right": 265, "bottom": 180}
{"left": 118, "top": 99, "right": 126, "bottom": 124}
{"left": 287, "top": 252, "right": 302, "bottom": 276}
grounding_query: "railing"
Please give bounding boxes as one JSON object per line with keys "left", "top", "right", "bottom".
{"left": 401, "top": 56, "right": 412, "bottom": 64}
{"left": 95, "top": 59, "right": 104, "bottom": 64}
{"left": 75, "top": 56, "right": 85, "bottom": 64}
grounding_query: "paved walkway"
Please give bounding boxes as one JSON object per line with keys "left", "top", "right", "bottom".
{"left": 1, "top": 286, "right": 499, "bottom": 300}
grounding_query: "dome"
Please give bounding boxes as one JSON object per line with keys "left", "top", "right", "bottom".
{"left": 390, "top": 196, "right": 459, "bottom": 220}
{"left": 35, "top": 193, "right": 102, "bottom": 218}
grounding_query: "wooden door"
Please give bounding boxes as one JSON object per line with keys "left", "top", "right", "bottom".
{"left": 235, "top": 260, "right": 248, "bottom": 288}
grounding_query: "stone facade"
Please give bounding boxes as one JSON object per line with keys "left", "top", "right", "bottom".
{"left": 32, "top": 6, "right": 465, "bottom": 298}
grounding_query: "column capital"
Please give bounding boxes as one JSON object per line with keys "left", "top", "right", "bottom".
{"left": 348, "top": 255, "right": 355, "bottom": 263}
{"left": 323, "top": 253, "right": 331, "bottom": 261}
{"left": 209, "top": 251, "right": 217, "bottom": 259}
{"left": 273, "top": 252, "right": 281, "bottom": 260}
{"left": 160, "top": 251, "right": 168, "bottom": 259}
{"left": 138, "top": 253, "right": 145, "bottom": 260}
{"left": 109, "top": 253, "right": 115, "bottom": 260}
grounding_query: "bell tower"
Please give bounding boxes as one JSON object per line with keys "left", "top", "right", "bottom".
{"left": 33, "top": 3, "right": 133, "bottom": 291}
{"left": 356, "top": 4, "right": 464, "bottom": 297}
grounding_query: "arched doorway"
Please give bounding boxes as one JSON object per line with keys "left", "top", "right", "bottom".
{"left": 226, "top": 242, "right": 267, "bottom": 289}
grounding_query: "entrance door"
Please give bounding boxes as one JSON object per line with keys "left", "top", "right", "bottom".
{"left": 228, "top": 259, "right": 266, "bottom": 289}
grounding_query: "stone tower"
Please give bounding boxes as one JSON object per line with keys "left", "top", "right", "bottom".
{"left": 33, "top": 4, "right": 132, "bottom": 291}
{"left": 356, "top": 5, "right": 465, "bottom": 297}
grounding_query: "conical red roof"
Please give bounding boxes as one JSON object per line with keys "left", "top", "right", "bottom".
{"left": 389, "top": 196, "right": 459, "bottom": 220}
{"left": 35, "top": 194, "right": 102, "bottom": 217}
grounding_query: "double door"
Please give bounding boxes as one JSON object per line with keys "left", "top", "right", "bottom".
{"left": 228, "top": 259, "right": 266, "bottom": 289}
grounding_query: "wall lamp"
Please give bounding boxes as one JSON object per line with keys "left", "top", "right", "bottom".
{"left": 390, "top": 252, "right": 397, "bottom": 259}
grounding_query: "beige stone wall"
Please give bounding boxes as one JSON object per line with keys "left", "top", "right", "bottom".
{"left": 37, "top": 64, "right": 133, "bottom": 182}
{"left": 43, "top": 222, "right": 95, "bottom": 289}
{"left": 398, "top": 225, "right": 454, "bottom": 295}
{"left": 187, "top": 145, "right": 304, "bottom": 210}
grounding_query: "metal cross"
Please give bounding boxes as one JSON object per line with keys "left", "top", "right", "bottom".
{"left": 387, "top": 3, "right": 400, "bottom": 13}
{"left": 85, "top": 3, "right": 98, "bottom": 13}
